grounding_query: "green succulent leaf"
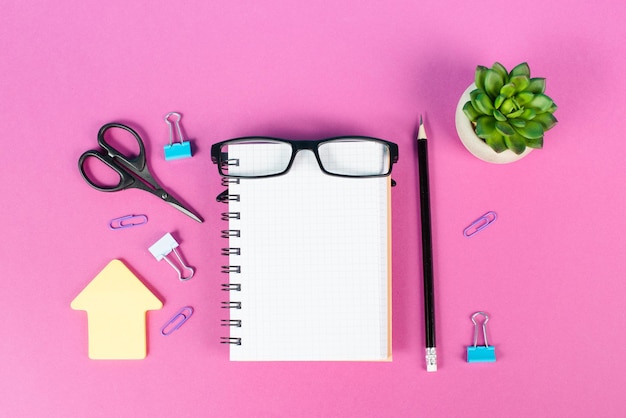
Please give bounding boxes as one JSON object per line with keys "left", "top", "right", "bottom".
{"left": 525, "top": 135, "right": 544, "bottom": 149}
{"left": 462, "top": 101, "right": 482, "bottom": 122}
{"left": 516, "top": 92, "right": 534, "bottom": 106}
{"left": 475, "top": 116, "right": 496, "bottom": 139}
{"left": 504, "top": 133, "right": 527, "bottom": 155}
{"left": 484, "top": 69, "right": 504, "bottom": 99}
{"left": 495, "top": 121, "right": 515, "bottom": 136}
{"left": 528, "top": 94, "right": 554, "bottom": 112}
{"left": 493, "top": 109, "right": 507, "bottom": 121}
{"left": 527, "top": 78, "right": 546, "bottom": 94}
{"left": 472, "top": 93, "right": 495, "bottom": 115}
{"left": 514, "top": 120, "right": 544, "bottom": 139}
{"left": 507, "top": 108, "right": 524, "bottom": 118}
{"left": 494, "top": 94, "right": 506, "bottom": 109}
{"left": 491, "top": 62, "right": 509, "bottom": 84}
{"left": 500, "top": 83, "right": 516, "bottom": 98}
{"left": 520, "top": 108, "right": 537, "bottom": 120}
{"left": 510, "top": 75, "right": 530, "bottom": 92}
{"left": 509, "top": 118, "right": 527, "bottom": 128}
{"left": 509, "top": 62, "right": 530, "bottom": 78}
{"left": 533, "top": 112, "right": 558, "bottom": 130}
{"left": 485, "top": 132, "right": 507, "bottom": 153}
{"left": 475, "top": 66, "right": 488, "bottom": 91}
{"left": 500, "top": 98, "right": 516, "bottom": 114}
{"left": 548, "top": 103, "right": 558, "bottom": 113}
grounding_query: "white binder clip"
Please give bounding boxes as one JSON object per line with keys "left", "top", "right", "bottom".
{"left": 149, "top": 233, "right": 195, "bottom": 281}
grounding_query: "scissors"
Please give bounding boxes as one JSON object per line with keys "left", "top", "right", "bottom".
{"left": 78, "top": 122, "right": 203, "bottom": 223}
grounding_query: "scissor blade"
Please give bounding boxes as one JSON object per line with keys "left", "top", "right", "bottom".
{"left": 153, "top": 187, "right": 203, "bottom": 223}
{"left": 166, "top": 200, "right": 203, "bottom": 223}
{"left": 165, "top": 200, "right": 203, "bottom": 223}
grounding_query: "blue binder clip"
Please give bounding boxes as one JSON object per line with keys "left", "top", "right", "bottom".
{"left": 467, "top": 311, "right": 496, "bottom": 363}
{"left": 164, "top": 112, "right": 192, "bottom": 160}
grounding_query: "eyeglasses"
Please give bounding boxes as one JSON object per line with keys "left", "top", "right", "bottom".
{"left": 211, "top": 136, "right": 399, "bottom": 178}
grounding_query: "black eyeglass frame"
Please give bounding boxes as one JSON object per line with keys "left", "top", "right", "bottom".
{"left": 211, "top": 136, "right": 399, "bottom": 179}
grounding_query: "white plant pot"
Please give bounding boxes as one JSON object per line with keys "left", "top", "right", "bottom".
{"left": 455, "top": 83, "right": 533, "bottom": 164}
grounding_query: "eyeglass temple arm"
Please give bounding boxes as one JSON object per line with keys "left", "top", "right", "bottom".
{"left": 210, "top": 143, "right": 222, "bottom": 165}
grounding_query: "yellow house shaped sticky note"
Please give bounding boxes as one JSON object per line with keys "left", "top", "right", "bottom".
{"left": 71, "top": 259, "right": 163, "bottom": 360}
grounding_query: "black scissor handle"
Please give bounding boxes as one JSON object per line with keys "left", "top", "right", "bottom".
{"left": 97, "top": 123, "right": 147, "bottom": 175}
{"left": 78, "top": 150, "right": 135, "bottom": 192}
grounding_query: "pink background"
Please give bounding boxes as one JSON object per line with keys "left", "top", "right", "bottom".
{"left": 2, "top": 1, "right": 625, "bottom": 416}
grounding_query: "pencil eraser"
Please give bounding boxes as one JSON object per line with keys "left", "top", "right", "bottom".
{"left": 426, "top": 347, "right": 437, "bottom": 372}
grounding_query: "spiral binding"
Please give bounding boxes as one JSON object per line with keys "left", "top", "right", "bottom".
{"left": 221, "top": 248, "right": 241, "bottom": 256}
{"left": 223, "top": 158, "right": 239, "bottom": 167}
{"left": 221, "top": 229, "right": 240, "bottom": 238}
{"left": 221, "top": 265, "right": 241, "bottom": 274}
{"left": 221, "top": 319, "right": 242, "bottom": 327}
{"left": 221, "top": 337, "right": 242, "bottom": 345}
{"left": 219, "top": 183, "right": 242, "bottom": 348}
{"left": 216, "top": 189, "right": 240, "bottom": 203}
{"left": 221, "top": 177, "right": 240, "bottom": 187}
{"left": 221, "top": 212, "right": 241, "bottom": 220}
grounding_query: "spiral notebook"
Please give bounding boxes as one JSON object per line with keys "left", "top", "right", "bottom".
{"left": 219, "top": 149, "right": 392, "bottom": 361}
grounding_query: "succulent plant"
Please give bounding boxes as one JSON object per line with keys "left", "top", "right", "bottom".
{"left": 462, "top": 62, "right": 558, "bottom": 154}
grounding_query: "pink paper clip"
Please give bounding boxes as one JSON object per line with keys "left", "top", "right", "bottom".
{"left": 463, "top": 211, "right": 497, "bottom": 237}
{"left": 109, "top": 214, "right": 148, "bottom": 230}
{"left": 161, "top": 306, "right": 194, "bottom": 336}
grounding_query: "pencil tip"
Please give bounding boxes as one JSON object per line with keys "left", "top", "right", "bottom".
{"left": 417, "top": 115, "right": 427, "bottom": 140}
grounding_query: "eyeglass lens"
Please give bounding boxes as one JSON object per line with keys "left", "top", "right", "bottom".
{"left": 221, "top": 140, "right": 292, "bottom": 177}
{"left": 318, "top": 140, "right": 390, "bottom": 176}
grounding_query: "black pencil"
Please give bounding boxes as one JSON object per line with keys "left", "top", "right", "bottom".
{"left": 417, "top": 115, "right": 437, "bottom": 372}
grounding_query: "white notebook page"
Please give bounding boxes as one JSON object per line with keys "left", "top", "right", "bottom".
{"left": 226, "top": 147, "right": 391, "bottom": 361}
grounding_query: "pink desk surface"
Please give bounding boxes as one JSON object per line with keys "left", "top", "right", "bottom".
{"left": 2, "top": 1, "right": 625, "bottom": 417}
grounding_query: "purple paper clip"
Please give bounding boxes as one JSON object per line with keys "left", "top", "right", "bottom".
{"left": 109, "top": 214, "right": 148, "bottom": 230}
{"left": 463, "top": 211, "right": 497, "bottom": 237}
{"left": 161, "top": 306, "right": 194, "bottom": 336}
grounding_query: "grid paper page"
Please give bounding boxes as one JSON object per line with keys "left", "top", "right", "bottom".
{"left": 225, "top": 148, "right": 390, "bottom": 361}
